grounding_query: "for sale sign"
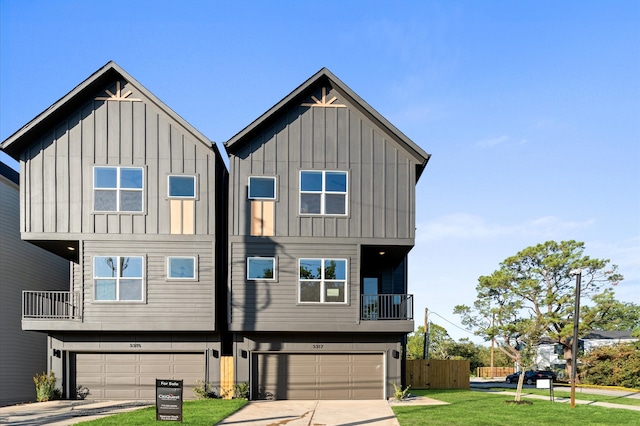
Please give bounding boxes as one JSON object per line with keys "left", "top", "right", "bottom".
{"left": 156, "top": 379, "right": 183, "bottom": 422}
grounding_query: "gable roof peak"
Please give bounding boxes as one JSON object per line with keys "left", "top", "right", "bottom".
{"left": 225, "top": 68, "right": 430, "bottom": 178}
{"left": 1, "top": 61, "right": 218, "bottom": 160}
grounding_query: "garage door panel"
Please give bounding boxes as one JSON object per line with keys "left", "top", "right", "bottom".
{"left": 255, "top": 353, "right": 383, "bottom": 400}
{"left": 77, "top": 353, "right": 204, "bottom": 400}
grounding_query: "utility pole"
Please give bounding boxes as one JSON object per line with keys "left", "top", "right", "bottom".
{"left": 423, "top": 308, "right": 430, "bottom": 360}
{"left": 570, "top": 270, "right": 582, "bottom": 409}
{"left": 490, "top": 314, "right": 495, "bottom": 378}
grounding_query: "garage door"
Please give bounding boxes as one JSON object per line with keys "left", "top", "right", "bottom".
{"left": 254, "top": 353, "right": 383, "bottom": 400}
{"left": 76, "top": 353, "right": 204, "bottom": 400}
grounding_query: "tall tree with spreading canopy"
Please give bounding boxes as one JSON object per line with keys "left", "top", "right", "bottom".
{"left": 455, "top": 240, "right": 622, "bottom": 385}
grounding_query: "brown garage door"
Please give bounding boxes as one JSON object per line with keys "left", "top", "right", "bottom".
{"left": 254, "top": 353, "right": 383, "bottom": 400}
{"left": 76, "top": 353, "right": 204, "bottom": 400}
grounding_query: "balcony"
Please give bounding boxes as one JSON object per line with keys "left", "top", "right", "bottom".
{"left": 361, "top": 294, "right": 413, "bottom": 321}
{"left": 22, "top": 291, "right": 81, "bottom": 320}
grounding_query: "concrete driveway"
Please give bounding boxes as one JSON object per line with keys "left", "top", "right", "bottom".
{"left": 216, "top": 400, "right": 401, "bottom": 426}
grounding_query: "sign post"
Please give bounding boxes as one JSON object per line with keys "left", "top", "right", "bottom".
{"left": 536, "top": 378, "right": 554, "bottom": 402}
{"left": 156, "top": 379, "right": 183, "bottom": 422}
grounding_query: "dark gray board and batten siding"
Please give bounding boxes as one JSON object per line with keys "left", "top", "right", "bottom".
{"left": 18, "top": 80, "right": 220, "bottom": 238}
{"left": 228, "top": 92, "right": 417, "bottom": 242}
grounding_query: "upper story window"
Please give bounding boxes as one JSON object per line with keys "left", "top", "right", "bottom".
{"left": 94, "top": 166, "right": 143, "bottom": 212}
{"left": 247, "top": 257, "right": 275, "bottom": 280}
{"left": 300, "top": 171, "right": 347, "bottom": 215}
{"left": 168, "top": 175, "right": 196, "bottom": 198}
{"left": 167, "top": 256, "right": 197, "bottom": 280}
{"left": 298, "top": 258, "right": 347, "bottom": 303}
{"left": 94, "top": 256, "right": 144, "bottom": 301}
{"left": 248, "top": 176, "right": 276, "bottom": 200}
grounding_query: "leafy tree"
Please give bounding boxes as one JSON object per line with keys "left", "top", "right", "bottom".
{"left": 455, "top": 240, "right": 622, "bottom": 386}
{"left": 581, "top": 341, "right": 640, "bottom": 388}
{"left": 581, "top": 289, "right": 640, "bottom": 334}
{"left": 406, "top": 323, "right": 454, "bottom": 359}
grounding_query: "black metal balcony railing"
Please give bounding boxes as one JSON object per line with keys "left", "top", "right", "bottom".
{"left": 361, "top": 294, "right": 413, "bottom": 320}
{"left": 22, "top": 291, "right": 81, "bottom": 320}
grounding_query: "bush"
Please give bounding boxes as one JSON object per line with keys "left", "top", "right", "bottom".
{"left": 391, "top": 382, "right": 411, "bottom": 400}
{"left": 193, "top": 380, "right": 220, "bottom": 399}
{"left": 581, "top": 341, "right": 640, "bottom": 388}
{"left": 33, "top": 371, "right": 58, "bottom": 402}
{"left": 233, "top": 382, "right": 249, "bottom": 399}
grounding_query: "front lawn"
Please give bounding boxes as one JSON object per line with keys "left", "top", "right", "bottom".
{"left": 392, "top": 390, "right": 639, "bottom": 426}
{"left": 78, "top": 399, "right": 247, "bottom": 425}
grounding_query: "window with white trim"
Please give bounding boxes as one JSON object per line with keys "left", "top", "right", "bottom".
{"left": 298, "top": 258, "right": 347, "bottom": 303}
{"left": 247, "top": 257, "right": 275, "bottom": 280}
{"left": 248, "top": 176, "right": 276, "bottom": 200}
{"left": 300, "top": 171, "right": 347, "bottom": 215}
{"left": 94, "top": 256, "right": 144, "bottom": 301}
{"left": 167, "top": 256, "right": 197, "bottom": 280}
{"left": 94, "top": 166, "right": 143, "bottom": 212}
{"left": 168, "top": 175, "right": 196, "bottom": 198}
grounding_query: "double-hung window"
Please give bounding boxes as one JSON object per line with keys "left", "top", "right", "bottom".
{"left": 167, "top": 256, "right": 197, "bottom": 280}
{"left": 94, "top": 166, "right": 143, "bottom": 212}
{"left": 94, "top": 256, "right": 144, "bottom": 301}
{"left": 298, "top": 258, "right": 347, "bottom": 303}
{"left": 247, "top": 257, "right": 275, "bottom": 280}
{"left": 300, "top": 171, "right": 347, "bottom": 215}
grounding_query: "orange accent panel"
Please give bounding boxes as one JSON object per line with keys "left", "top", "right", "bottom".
{"left": 170, "top": 200, "right": 182, "bottom": 234}
{"left": 250, "top": 201, "right": 262, "bottom": 236}
{"left": 182, "top": 200, "right": 195, "bottom": 234}
{"left": 262, "top": 201, "right": 274, "bottom": 236}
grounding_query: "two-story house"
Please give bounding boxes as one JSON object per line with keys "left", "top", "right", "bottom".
{"left": 1, "top": 63, "right": 429, "bottom": 401}
{"left": 1, "top": 62, "right": 228, "bottom": 400}
{"left": 0, "top": 162, "right": 70, "bottom": 406}
{"left": 225, "top": 68, "right": 430, "bottom": 400}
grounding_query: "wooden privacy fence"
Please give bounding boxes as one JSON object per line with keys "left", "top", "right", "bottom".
{"left": 406, "top": 359, "right": 470, "bottom": 389}
{"left": 476, "top": 367, "right": 515, "bottom": 378}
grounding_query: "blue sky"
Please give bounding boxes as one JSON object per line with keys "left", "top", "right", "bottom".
{"left": 1, "top": 0, "right": 638, "bottom": 342}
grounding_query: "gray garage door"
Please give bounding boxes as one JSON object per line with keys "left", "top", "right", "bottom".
{"left": 76, "top": 353, "right": 204, "bottom": 400}
{"left": 254, "top": 353, "right": 383, "bottom": 400}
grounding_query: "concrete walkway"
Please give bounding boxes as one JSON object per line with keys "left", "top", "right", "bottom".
{"left": 0, "top": 400, "right": 152, "bottom": 425}
{"left": 216, "top": 400, "right": 401, "bottom": 426}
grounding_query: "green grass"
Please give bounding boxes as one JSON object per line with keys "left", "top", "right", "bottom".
{"left": 486, "top": 387, "right": 640, "bottom": 407}
{"left": 77, "top": 399, "right": 247, "bottom": 425}
{"left": 392, "top": 390, "right": 639, "bottom": 426}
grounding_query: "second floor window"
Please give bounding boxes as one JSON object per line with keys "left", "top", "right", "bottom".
{"left": 247, "top": 257, "right": 275, "bottom": 280}
{"left": 300, "top": 171, "right": 347, "bottom": 215}
{"left": 94, "top": 256, "right": 144, "bottom": 301}
{"left": 94, "top": 166, "right": 143, "bottom": 212}
{"left": 299, "top": 258, "right": 347, "bottom": 303}
{"left": 167, "top": 256, "right": 197, "bottom": 280}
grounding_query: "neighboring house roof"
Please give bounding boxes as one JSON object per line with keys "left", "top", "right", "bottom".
{"left": 538, "top": 330, "right": 637, "bottom": 345}
{"left": 225, "top": 67, "right": 431, "bottom": 180}
{"left": 1, "top": 61, "right": 222, "bottom": 161}
{"left": 581, "top": 330, "right": 637, "bottom": 340}
{"left": 0, "top": 161, "right": 19, "bottom": 185}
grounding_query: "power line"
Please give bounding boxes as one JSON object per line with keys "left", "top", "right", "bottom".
{"left": 428, "top": 310, "right": 476, "bottom": 336}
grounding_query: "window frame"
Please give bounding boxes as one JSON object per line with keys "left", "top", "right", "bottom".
{"left": 93, "top": 166, "right": 144, "bottom": 213}
{"left": 167, "top": 175, "right": 197, "bottom": 199}
{"left": 299, "top": 170, "right": 348, "bottom": 216}
{"left": 93, "top": 255, "right": 145, "bottom": 302}
{"left": 248, "top": 176, "right": 277, "bottom": 200}
{"left": 166, "top": 256, "right": 198, "bottom": 281}
{"left": 246, "top": 257, "right": 276, "bottom": 281}
{"left": 298, "top": 258, "right": 348, "bottom": 304}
